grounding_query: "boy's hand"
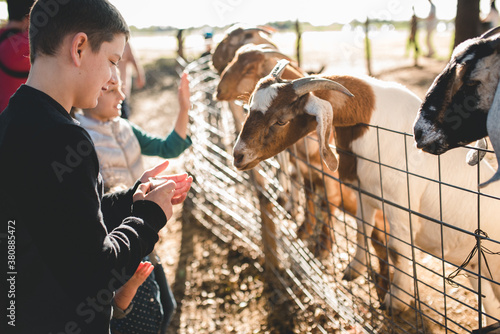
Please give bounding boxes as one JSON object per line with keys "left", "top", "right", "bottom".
{"left": 149, "top": 173, "right": 193, "bottom": 204}
{"left": 178, "top": 71, "right": 190, "bottom": 113}
{"left": 134, "top": 160, "right": 193, "bottom": 219}
{"left": 133, "top": 180, "right": 176, "bottom": 220}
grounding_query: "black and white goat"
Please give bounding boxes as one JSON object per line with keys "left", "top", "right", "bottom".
{"left": 414, "top": 26, "right": 500, "bottom": 187}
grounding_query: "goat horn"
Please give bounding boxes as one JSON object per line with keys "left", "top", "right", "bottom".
{"left": 479, "top": 80, "right": 500, "bottom": 188}
{"left": 270, "top": 59, "right": 290, "bottom": 81}
{"left": 292, "top": 77, "right": 354, "bottom": 98}
{"left": 466, "top": 138, "right": 488, "bottom": 166}
{"left": 481, "top": 26, "right": 500, "bottom": 39}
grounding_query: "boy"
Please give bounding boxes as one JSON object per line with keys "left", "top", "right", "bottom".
{"left": 0, "top": 0, "right": 192, "bottom": 333}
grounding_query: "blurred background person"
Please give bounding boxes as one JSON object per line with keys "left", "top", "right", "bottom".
{"left": 482, "top": 0, "right": 500, "bottom": 32}
{"left": 0, "top": 0, "right": 34, "bottom": 112}
{"left": 200, "top": 28, "right": 213, "bottom": 58}
{"left": 425, "top": 0, "right": 438, "bottom": 57}
{"left": 119, "top": 42, "right": 146, "bottom": 119}
{"left": 406, "top": 6, "right": 420, "bottom": 67}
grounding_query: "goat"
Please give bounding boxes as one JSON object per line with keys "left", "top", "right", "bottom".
{"left": 215, "top": 45, "right": 322, "bottom": 232}
{"left": 219, "top": 50, "right": 391, "bottom": 301}
{"left": 232, "top": 60, "right": 500, "bottom": 323}
{"left": 215, "top": 43, "right": 351, "bottom": 254}
{"left": 211, "top": 25, "right": 276, "bottom": 75}
{"left": 215, "top": 43, "right": 306, "bottom": 101}
{"left": 215, "top": 43, "right": 386, "bottom": 266}
{"left": 413, "top": 26, "right": 500, "bottom": 188}
{"left": 211, "top": 26, "right": 276, "bottom": 133}
{"left": 219, "top": 51, "right": 391, "bottom": 301}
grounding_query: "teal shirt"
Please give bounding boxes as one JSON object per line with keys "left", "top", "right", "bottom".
{"left": 129, "top": 121, "right": 192, "bottom": 159}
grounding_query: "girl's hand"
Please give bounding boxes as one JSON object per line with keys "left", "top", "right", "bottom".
{"left": 178, "top": 71, "right": 191, "bottom": 113}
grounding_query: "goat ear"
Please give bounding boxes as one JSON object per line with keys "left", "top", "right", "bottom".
{"left": 244, "top": 61, "right": 260, "bottom": 75}
{"left": 228, "top": 28, "right": 245, "bottom": 46}
{"left": 480, "top": 81, "right": 500, "bottom": 188}
{"left": 304, "top": 95, "right": 338, "bottom": 171}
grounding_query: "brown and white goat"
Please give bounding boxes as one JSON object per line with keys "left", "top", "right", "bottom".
{"left": 233, "top": 61, "right": 500, "bottom": 323}
{"left": 414, "top": 26, "right": 500, "bottom": 187}
{"left": 215, "top": 43, "right": 306, "bottom": 101}
{"left": 216, "top": 46, "right": 382, "bottom": 247}
{"left": 211, "top": 26, "right": 277, "bottom": 132}
{"left": 215, "top": 44, "right": 349, "bottom": 254}
{"left": 219, "top": 54, "right": 389, "bottom": 300}
{"left": 211, "top": 25, "right": 276, "bottom": 75}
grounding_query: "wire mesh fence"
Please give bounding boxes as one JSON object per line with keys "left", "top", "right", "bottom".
{"left": 180, "top": 55, "right": 500, "bottom": 333}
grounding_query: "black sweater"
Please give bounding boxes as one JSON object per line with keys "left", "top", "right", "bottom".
{"left": 0, "top": 85, "right": 167, "bottom": 333}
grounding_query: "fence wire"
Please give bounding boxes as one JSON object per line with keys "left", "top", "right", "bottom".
{"left": 180, "top": 55, "right": 500, "bottom": 333}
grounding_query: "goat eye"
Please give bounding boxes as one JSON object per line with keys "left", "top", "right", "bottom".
{"left": 465, "top": 80, "right": 479, "bottom": 87}
{"left": 274, "top": 120, "right": 289, "bottom": 127}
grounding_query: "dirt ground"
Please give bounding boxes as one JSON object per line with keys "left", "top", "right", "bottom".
{"left": 127, "top": 51, "right": 473, "bottom": 333}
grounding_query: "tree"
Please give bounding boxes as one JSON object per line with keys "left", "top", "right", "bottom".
{"left": 454, "top": 0, "right": 481, "bottom": 48}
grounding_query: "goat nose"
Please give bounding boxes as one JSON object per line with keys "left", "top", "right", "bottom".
{"left": 234, "top": 153, "right": 244, "bottom": 165}
{"left": 414, "top": 128, "right": 423, "bottom": 143}
{"left": 213, "top": 88, "right": 222, "bottom": 100}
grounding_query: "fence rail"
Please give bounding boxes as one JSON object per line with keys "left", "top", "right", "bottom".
{"left": 180, "top": 55, "right": 500, "bottom": 333}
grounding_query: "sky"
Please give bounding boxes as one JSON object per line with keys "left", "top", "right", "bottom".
{"left": 0, "top": 0, "right": 495, "bottom": 29}
{"left": 109, "top": 0, "right": 461, "bottom": 28}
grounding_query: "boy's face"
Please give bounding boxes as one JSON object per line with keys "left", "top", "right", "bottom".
{"left": 86, "top": 80, "right": 126, "bottom": 122}
{"left": 76, "top": 34, "right": 127, "bottom": 109}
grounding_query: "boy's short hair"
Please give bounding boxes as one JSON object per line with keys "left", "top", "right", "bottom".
{"left": 7, "top": 0, "right": 35, "bottom": 21}
{"left": 29, "top": 0, "right": 130, "bottom": 63}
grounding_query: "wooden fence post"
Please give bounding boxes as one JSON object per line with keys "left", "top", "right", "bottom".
{"left": 295, "top": 19, "right": 302, "bottom": 68}
{"left": 364, "top": 18, "right": 372, "bottom": 76}
{"left": 177, "top": 29, "right": 184, "bottom": 60}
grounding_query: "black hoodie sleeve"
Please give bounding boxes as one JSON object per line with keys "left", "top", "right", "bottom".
{"left": 28, "top": 124, "right": 167, "bottom": 301}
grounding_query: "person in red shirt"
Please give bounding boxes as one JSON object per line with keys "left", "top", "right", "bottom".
{"left": 0, "top": 0, "right": 34, "bottom": 112}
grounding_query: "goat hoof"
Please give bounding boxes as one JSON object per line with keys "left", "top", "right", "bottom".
{"left": 342, "top": 273, "right": 353, "bottom": 281}
{"left": 314, "top": 244, "right": 331, "bottom": 259}
{"left": 297, "top": 224, "right": 312, "bottom": 240}
{"left": 342, "top": 268, "right": 360, "bottom": 281}
{"left": 382, "top": 296, "right": 408, "bottom": 316}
